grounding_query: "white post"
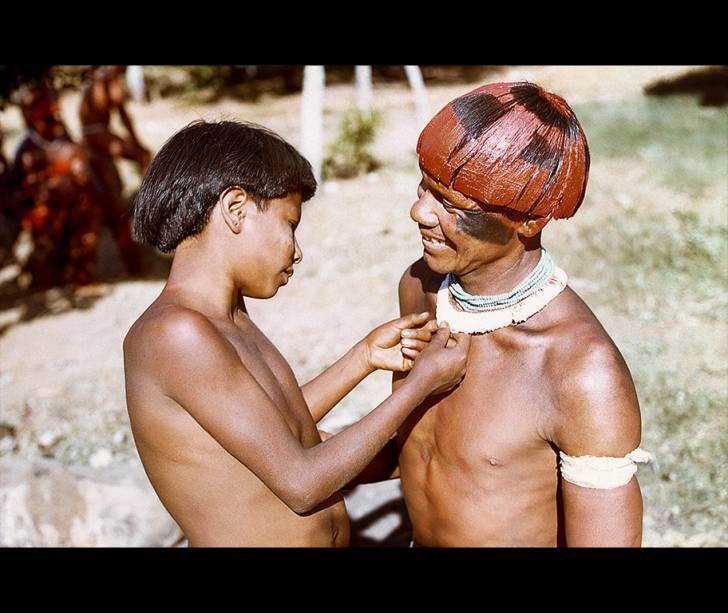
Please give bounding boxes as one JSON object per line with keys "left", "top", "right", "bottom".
{"left": 126, "top": 65, "right": 146, "bottom": 103}
{"left": 404, "top": 65, "right": 429, "bottom": 131}
{"left": 300, "top": 65, "right": 325, "bottom": 183}
{"left": 355, "top": 65, "right": 372, "bottom": 116}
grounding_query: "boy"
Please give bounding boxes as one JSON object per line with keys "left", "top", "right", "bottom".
{"left": 123, "top": 120, "right": 470, "bottom": 547}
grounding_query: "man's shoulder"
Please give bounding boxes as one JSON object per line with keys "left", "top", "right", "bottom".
{"left": 543, "top": 300, "right": 633, "bottom": 400}
{"left": 543, "top": 313, "right": 641, "bottom": 455}
{"left": 398, "top": 258, "right": 444, "bottom": 312}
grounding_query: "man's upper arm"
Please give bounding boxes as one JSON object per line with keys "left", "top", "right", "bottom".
{"left": 393, "top": 259, "right": 431, "bottom": 394}
{"left": 149, "top": 308, "right": 307, "bottom": 504}
{"left": 551, "top": 340, "right": 645, "bottom": 546}
{"left": 398, "top": 257, "right": 432, "bottom": 319}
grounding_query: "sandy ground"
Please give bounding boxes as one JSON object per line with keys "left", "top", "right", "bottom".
{"left": 0, "top": 65, "right": 720, "bottom": 546}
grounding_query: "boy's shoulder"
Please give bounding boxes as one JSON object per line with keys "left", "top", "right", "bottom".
{"left": 124, "top": 302, "right": 226, "bottom": 364}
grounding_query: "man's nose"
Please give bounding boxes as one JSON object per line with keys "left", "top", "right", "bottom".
{"left": 410, "top": 193, "right": 438, "bottom": 227}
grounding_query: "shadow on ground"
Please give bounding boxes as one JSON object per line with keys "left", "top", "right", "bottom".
{"left": 644, "top": 65, "right": 728, "bottom": 106}
{"left": 348, "top": 495, "right": 413, "bottom": 547}
{"left": 0, "top": 236, "right": 170, "bottom": 338}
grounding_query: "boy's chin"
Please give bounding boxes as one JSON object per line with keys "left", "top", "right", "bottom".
{"left": 245, "top": 284, "right": 281, "bottom": 300}
{"left": 265, "top": 277, "right": 293, "bottom": 298}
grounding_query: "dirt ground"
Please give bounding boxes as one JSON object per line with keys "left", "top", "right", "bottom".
{"left": 0, "top": 65, "right": 723, "bottom": 546}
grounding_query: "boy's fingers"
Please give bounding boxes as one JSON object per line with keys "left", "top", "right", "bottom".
{"left": 424, "top": 319, "right": 440, "bottom": 333}
{"left": 401, "top": 338, "right": 428, "bottom": 351}
{"left": 402, "top": 324, "right": 435, "bottom": 342}
{"left": 431, "top": 322, "right": 451, "bottom": 347}
{"left": 401, "top": 347, "right": 420, "bottom": 358}
{"left": 396, "top": 311, "right": 431, "bottom": 330}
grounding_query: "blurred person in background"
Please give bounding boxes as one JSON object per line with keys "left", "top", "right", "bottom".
{"left": 79, "top": 65, "right": 149, "bottom": 275}
{"left": 13, "top": 78, "right": 104, "bottom": 287}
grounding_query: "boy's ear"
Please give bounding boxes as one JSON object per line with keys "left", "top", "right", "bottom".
{"left": 518, "top": 214, "right": 551, "bottom": 239}
{"left": 219, "top": 186, "right": 250, "bottom": 234}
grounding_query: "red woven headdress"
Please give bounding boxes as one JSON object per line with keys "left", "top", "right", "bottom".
{"left": 417, "top": 82, "right": 590, "bottom": 220}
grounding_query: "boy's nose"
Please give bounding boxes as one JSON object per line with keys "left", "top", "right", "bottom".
{"left": 293, "top": 238, "right": 303, "bottom": 264}
{"left": 410, "top": 193, "right": 439, "bottom": 227}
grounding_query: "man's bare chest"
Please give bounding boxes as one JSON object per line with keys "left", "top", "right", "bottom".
{"left": 401, "top": 306, "right": 555, "bottom": 468}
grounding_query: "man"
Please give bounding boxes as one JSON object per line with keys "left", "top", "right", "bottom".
{"left": 123, "top": 120, "right": 470, "bottom": 546}
{"left": 384, "top": 81, "right": 650, "bottom": 547}
{"left": 79, "top": 65, "right": 149, "bottom": 274}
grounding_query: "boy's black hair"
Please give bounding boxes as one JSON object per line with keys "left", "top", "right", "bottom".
{"left": 132, "top": 120, "right": 317, "bottom": 253}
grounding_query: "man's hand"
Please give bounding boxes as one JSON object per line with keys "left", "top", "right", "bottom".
{"left": 363, "top": 312, "right": 439, "bottom": 373}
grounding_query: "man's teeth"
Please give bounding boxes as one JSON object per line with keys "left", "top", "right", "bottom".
{"left": 425, "top": 236, "right": 445, "bottom": 245}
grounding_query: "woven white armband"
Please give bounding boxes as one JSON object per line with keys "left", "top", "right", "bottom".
{"left": 559, "top": 447, "right": 651, "bottom": 489}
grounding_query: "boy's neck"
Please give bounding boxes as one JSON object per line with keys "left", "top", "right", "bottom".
{"left": 165, "top": 241, "right": 243, "bottom": 322}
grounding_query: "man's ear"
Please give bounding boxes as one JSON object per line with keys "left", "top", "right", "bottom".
{"left": 518, "top": 214, "right": 551, "bottom": 239}
{"left": 219, "top": 186, "right": 250, "bottom": 234}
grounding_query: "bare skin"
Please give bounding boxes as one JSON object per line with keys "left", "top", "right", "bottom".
{"left": 123, "top": 187, "right": 470, "bottom": 547}
{"left": 385, "top": 172, "right": 644, "bottom": 547}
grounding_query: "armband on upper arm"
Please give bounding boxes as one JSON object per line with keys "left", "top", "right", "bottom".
{"left": 559, "top": 447, "right": 651, "bottom": 489}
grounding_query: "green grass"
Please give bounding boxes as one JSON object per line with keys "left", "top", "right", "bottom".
{"left": 573, "top": 95, "right": 728, "bottom": 198}
{"left": 564, "top": 207, "right": 728, "bottom": 323}
{"left": 635, "top": 368, "right": 727, "bottom": 541}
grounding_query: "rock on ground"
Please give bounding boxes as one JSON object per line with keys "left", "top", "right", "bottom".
{"left": 0, "top": 456, "right": 183, "bottom": 547}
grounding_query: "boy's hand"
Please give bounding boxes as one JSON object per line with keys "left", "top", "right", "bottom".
{"left": 363, "top": 312, "right": 439, "bottom": 373}
{"left": 408, "top": 322, "right": 470, "bottom": 395}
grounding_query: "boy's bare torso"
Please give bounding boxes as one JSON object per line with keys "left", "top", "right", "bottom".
{"left": 398, "top": 259, "right": 614, "bottom": 547}
{"left": 124, "top": 291, "right": 349, "bottom": 547}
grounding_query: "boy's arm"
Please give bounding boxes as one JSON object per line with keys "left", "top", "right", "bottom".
{"left": 149, "top": 306, "right": 465, "bottom": 515}
{"left": 336, "top": 262, "right": 434, "bottom": 486}
{"left": 301, "top": 311, "right": 435, "bottom": 423}
{"left": 551, "top": 340, "right": 645, "bottom": 547}
{"left": 317, "top": 429, "right": 400, "bottom": 487}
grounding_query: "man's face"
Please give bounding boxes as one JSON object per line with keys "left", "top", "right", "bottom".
{"left": 238, "top": 191, "right": 303, "bottom": 299}
{"left": 410, "top": 171, "right": 521, "bottom": 276}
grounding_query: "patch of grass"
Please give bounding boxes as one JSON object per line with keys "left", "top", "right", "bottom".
{"left": 322, "top": 108, "right": 381, "bottom": 180}
{"left": 563, "top": 207, "right": 727, "bottom": 322}
{"left": 573, "top": 95, "right": 728, "bottom": 197}
{"left": 634, "top": 368, "right": 727, "bottom": 540}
